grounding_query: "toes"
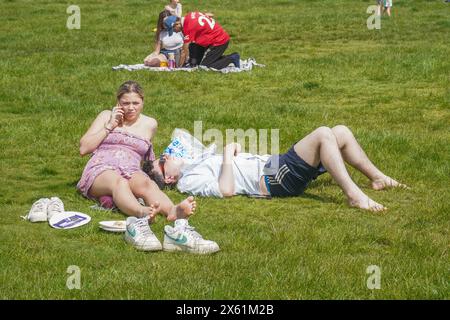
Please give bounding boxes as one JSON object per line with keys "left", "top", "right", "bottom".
{"left": 149, "top": 210, "right": 157, "bottom": 219}
{"left": 371, "top": 206, "right": 381, "bottom": 212}
{"left": 187, "top": 196, "right": 194, "bottom": 202}
{"left": 148, "top": 210, "right": 157, "bottom": 222}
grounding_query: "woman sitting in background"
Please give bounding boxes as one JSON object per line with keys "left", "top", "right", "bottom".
{"left": 144, "top": 11, "right": 184, "bottom": 67}
{"left": 165, "top": 0, "right": 182, "bottom": 18}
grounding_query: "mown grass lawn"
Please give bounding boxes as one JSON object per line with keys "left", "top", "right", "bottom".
{"left": 0, "top": 0, "right": 448, "bottom": 299}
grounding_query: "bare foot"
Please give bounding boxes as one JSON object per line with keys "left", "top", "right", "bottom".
{"left": 168, "top": 196, "right": 196, "bottom": 221}
{"left": 371, "top": 176, "right": 408, "bottom": 191}
{"left": 348, "top": 195, "right": 387, "bottom": 212}
{"left": 147, "top": 202, "right": 160, "bottom": 223}
{"left": 137, "top": 202, "right": 159, "bottom": 222}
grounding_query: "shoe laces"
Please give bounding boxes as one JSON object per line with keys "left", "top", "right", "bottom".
{"left": 182, "top": 225, "right": 203, "bottom": 240}
{"left": 135, "top": 218, "right": 153, "bottom": 237}
{"left": 31, "top": 200, "right": 47, "bottom": 212}
{"left": 22, "top": 199, "right": 48, "bottom": 220}
{"left": 48, "top": 198, "right": 63, "bottom": 212}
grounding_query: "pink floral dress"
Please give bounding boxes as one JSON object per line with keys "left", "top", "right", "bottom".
{"left": 77, "top": 130, "right": 155, "bottom": 198}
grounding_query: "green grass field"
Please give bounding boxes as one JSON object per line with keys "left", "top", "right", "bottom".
{"left": 0, "top": 0, "right": 449, "bottom": 299}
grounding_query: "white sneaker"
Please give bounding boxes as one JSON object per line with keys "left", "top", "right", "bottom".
{"left": 124, "top": 216, "right": 162, "bottom": 251}
{"left": 23, "top": 198, "right": 50, "bottom": 222}
{"left": 47, "top": 197, "right": 64, "bottom": 220}
{"left": 163, "top": 219, "right": 220, "bottom": 254}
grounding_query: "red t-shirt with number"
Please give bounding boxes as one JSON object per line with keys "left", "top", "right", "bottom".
{"left": 182, "top": 12, "right": 230, "bottom": 47}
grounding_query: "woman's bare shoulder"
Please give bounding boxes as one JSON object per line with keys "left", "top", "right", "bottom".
{"left": 99, "top": 109, "right": 112, "bottom": 118}
{"left": 88, "top": 110, "right": 112, "bottom": 124}
{"left": 141, "top": 114, "right": 158, "bottom": 128}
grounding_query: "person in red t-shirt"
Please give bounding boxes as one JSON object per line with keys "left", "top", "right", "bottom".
{"left": 173, "top": 12, "right": 240, "bottom": 69}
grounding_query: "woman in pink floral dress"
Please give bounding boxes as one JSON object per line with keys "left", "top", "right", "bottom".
{"left": 77, "top": 80, "right": 195, "bottom": 221}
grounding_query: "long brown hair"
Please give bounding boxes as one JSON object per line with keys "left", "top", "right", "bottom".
{"left": 155, "top": 10, "right": 172, "bottom": 42}
{"left": 142, "top": 160, "right": 166, "bottom": 190}
{"left": 116, "top": 80, "right": 144, "bottom": 101}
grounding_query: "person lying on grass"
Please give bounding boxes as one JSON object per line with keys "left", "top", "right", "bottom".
{"left": 145, "top": 125, "right": 408, "bottom": 212}
{"left": 77, "top": 80, "right": 219, "bottom": 253}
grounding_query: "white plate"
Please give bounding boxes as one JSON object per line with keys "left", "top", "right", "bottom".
{"left": 99, "top": 226, "right": 126, "bottom": 233}
{"left": 49, "top": 211, "right": 91, "bottom": 229}
{"left": 99, "top": 221, "right": 126, "bottom": 232}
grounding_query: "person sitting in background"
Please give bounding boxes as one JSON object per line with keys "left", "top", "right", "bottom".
{"left": 165, "top": 0, "right": 182, "bottom": 18}
{"left": 77, "top": 80, "right": 218, "bottom": 254}
{"left": 175, "top": 11, "right": 240, "bottom": 69}
{"left": 144, "top": 12, "right": 184, "bottom": 67}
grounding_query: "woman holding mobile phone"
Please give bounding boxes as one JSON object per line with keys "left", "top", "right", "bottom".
{"left": 76, "top": 81, "right": 218, "bottom": 253}
{"left": 76, "top": 81, "right": 213, "bottom": 252}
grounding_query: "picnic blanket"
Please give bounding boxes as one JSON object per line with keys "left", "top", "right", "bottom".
{"left": 112, "top": 58, "right": 265, "bottom": 74}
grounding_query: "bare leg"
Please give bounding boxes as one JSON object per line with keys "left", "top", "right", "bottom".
{"left": 89, "top": 170, "right": 156, "bottom": 218}
{"left": 331, "top": 125, "right": 407, "bottom": 190}
{"left": 144, "top": 53, "right": 167, "bottom": 67}
{"left": 293, "top": 127, "right": 386, "bottom": 212}
{"left": 129, "top": 172, "right": 196, "bottom": 222}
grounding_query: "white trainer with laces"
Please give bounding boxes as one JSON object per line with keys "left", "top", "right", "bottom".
{"left": 23, "top": 198, "right": 50, "bottom": 222}
{"left": 163, "top": 219, "right": 220, "bottom": 254}
{"left": 124, "top": 216, "right": 162, "bottom": 251}
{"left": 47, "top": 197, "right": 65, "bottom": 220}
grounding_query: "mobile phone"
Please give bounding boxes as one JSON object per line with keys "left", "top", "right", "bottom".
{"left": 113, "top": 104, "right": 124, "bottom": 126}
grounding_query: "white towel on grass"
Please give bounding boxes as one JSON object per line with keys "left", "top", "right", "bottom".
{"left": 112, "top": 58, "right": 265, "bottom": 74}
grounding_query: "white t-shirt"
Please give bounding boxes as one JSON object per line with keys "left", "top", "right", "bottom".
{"left": 159, "top": 30, "right": 183, "bottom": 51}
{"left": 177, "top": 153, "right": 270, "bottom": 198}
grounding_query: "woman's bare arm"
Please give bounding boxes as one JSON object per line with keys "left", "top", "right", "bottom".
{"left": 79, "top": 107, "right": 123, "bottom": 156}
